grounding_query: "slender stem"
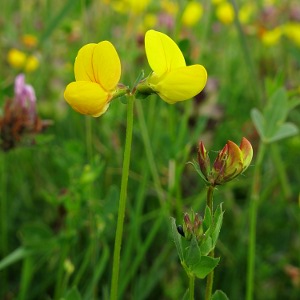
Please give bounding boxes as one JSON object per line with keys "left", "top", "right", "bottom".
{"left": 135, "top": 101, "right": 165, "bottom": 206}
{"left": 0, "top": 152, "right": 8, "bottom": 294}
{"left": 0, "top": 153, "right": 8, "bottom": 256}
{"left": 246, "top": 142, "right": 266, "bottom": 300}
{"left": 230, "top": 0, "right": 263, "bottom": 103}
{"left": 205, "top": 185, "right": 215, "bottom": 300}
{"left": 206, "top": 185, "right": 214, "bottom": 212}
{"left": 110, "top": 94, "right": 135, "bottom": 300}
{"left": 270, "top": 144, "right": 292, "bottom": 199}
{"left": 189, "top": 274, "right": 195, "bottom": 300}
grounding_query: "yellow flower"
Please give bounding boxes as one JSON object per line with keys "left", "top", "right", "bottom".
{"left": 21, "top": 34, "right": 38, "bottom": 48}
{"left": 111, "top": 0, "right": 150, "bottom": 14}
{"left": 7, "top": 48, "right": 39, "bottom": 72}
{"left": 161, "top": 0, "right": 178, "bottom": 16}
{"left": 261, "top": 27, "right": 282, "bottom": 46}
{"left": 282, "top": 22, "right": 300, "bottom": 47}
{"left": 64, "top": 41, "right": 121, "bottom": 117}
{"left": 182, "top": 1, "right": 203, "bottom": 27}
{"left": 216, "top": 2, "right": 235, "bottom": 25}
{"left": 239, "top": 3, "right": 254, "bottom": 24}
{"left": 143, "top": 30, "right": 207, "bottom": 104}
{"left": 212, "top": 0, "right": 225, "bottom": 5}
{"left": 7, "top": 48, "right": 26, "bottom": 68}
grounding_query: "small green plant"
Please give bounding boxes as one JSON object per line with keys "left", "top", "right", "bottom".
{"left": 172, "top": 138, "right": 253, "bottom": 300}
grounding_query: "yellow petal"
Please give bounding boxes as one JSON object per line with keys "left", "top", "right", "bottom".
{"left": 145, "top": 30, "right": 186, "bottom": 77}
{"left": 151, "top": 65, "right": 207, "bottom": 104}
{"left": 92, "top": 41, "right": 121, "bottom": 91}
{"left": 64, "top": 81, "right": 110, "bottom": 117}
{"left": 74, "top": 43, "right": 97, "bottom": 82}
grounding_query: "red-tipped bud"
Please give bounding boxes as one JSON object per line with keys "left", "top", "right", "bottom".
{"left": 195, "top": 138, "right": 253, "bottom": 186}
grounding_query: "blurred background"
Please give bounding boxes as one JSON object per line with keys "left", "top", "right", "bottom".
{"left": 0, "top": 0, "right": 299, "bottom": 299}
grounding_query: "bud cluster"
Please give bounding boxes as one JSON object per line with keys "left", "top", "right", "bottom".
{"left": 177, "top": 211, "right": 203, "bottom": 241}
{"left": 197, "top": 138, "right": 253, "bottom": 186}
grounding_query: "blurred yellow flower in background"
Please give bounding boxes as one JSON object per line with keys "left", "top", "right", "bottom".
{"left": 282, "top": 22, "right": 300, "bottom": 47}
{"left": 212, "top": 0, "right": 226, "bottom": 5}
{"left": 139, "top": 13, "right": 157, "bottom": 32}
{"left": 261, "top": 27, "right": 282, "bottom": 46}
{"left": 64, "top": 41, "right": 121, "bottom": 117}
{"left": 161, "top": 0, "right": 178, "bottom": 16}
{"left": 216, "top": 2, "right": 235, "bottom": 25}
{"left": 143, "top": 30, "right": 207, "bottom": 104}
{"left": 182, "top": 1, "right": 203, "bottom": 27}
{"left": 21, "top": 34, "right": 38, "bottom": 48}
{"left": 111, "top": 0, "right": 150, "bottom": 14}
{"left": 239, "top": 3, "right": 255, "bottom": 24}
{"left": 7, "top": 48, "right": 39, "bottom": 72}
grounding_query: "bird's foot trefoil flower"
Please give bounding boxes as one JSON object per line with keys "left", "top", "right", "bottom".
{"left": 197, "top": 137, "right": 253, "bottom": 186}
{"left": 136, "top": 29, "right": 207, "bottom": 104}
{"left": 64, "top": 41, "right": 127, "bottom": 117}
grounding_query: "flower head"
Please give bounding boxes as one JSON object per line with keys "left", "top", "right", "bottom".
{"left": 177, "top": 211, "right": 203, "bottom": 241}
{"left": 7, "top": 48, "right": 39, "bottom": 72}
{"left": 14, "top": 74, "right": 36, "bottom": 119}
{"left": 64, "top": 41, "right": 123, "bottom": 117}
{"left": 197, "top": 138, "right": 253, "bottom": 186}
{"left": 216, "top": 2, "right": 235, "bottom": 25}
{"left": 0, "top": 74, "right": 51, "bottom": 151}
{"left": 282, "top": 22, "right": 300, "bottom": 48}
{"left": 138, "top": 30, "right": 207, "bottom": 104}
{"left": 182, "top": 1, "right": 203, "bottom": 27}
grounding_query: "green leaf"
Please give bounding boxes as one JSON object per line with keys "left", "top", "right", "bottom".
{"left": 200, "top": 236, "right": 213, "bottom": 256}
{"left": 191, "top": 256, "right": 220, "bottom": 279}
{"left": 264, "top": 88, "right": 288, "bottom": 138}
{"left": 170, "top": 217, "right": 184, "bottom": 262}
{"left": 251, "top": 108, "right": 265, "bottom": 140}
{"left": 0, "top": 247, "right": 32, "bottom": 271}
{"left": 212, "top": 204, "right": 224, "bottom": 247}
{"left": 182, "top": 289, "right": 189, "bottom": 300}
{"left": 64, "top": 286, "right": 82, "bottom": 300}
{"left": 288, "top": 97, "right": 300, "bottom": 111}
{"left": 267, "top": 123, "right": 299, "bottom": 143}
{"left": 185, "top": 236, "right": 201, "bottom": 268}
{"left": 186, "top": 161, "right": 208, "bottom": 183}
{"left": 212, "top": 290, "right": 230, "bottom": 300}
{"left": 203, "top": 205, "right": 212, "bottom": 232}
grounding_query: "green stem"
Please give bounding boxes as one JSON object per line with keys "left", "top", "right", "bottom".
{"left": 135, "top": 101, "right": 165, "bottom": 205}
{"left": 270, "top": 144, "right": 292, "bottom": 200}
{"left": 0, "top": 153, "right": 8, "bottom": 256}
{"left": 110, "top": 94, "right": 135, "bottom": 300}
{"left": 189, "top": 274, "right": 195, "bottom": 300}
{"left": 230, "top": 0, "right": 263, "bottom": 103}
{"left": 205, "top": 185, "right": 215, "bottom": 300}
{"left": 246, "top": 142, "right": 266, "bottom": 300}
{"left": 0, "top": 153, "right": 8, "bottom": 293}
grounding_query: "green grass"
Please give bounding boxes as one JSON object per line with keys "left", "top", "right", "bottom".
{"left": 0, "top": 0, "right": 300, "bottom": 299}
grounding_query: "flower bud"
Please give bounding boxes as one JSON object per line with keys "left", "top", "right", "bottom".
{"left": 182, "top": 211, "right": 203, "bottom": 241}
{"left": 196, "top": 138, "right": 253, "bottom": 186}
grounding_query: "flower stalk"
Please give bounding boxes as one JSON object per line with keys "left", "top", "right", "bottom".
{"left": 189, "top": 273, "right": 195, "bottom": 300}
{"left": 205, "top": 185, "right": 215, "bottom": 300}
{"left": 246, "top": 142, "right": 266, "bottom": 300}
{"left": 110, "top": 94, "right": 135, "bottom": 300}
